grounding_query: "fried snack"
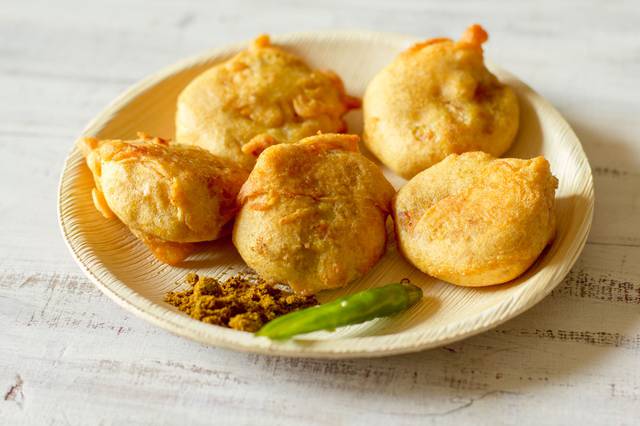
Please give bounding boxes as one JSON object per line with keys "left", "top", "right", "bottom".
{"left": 78, "top": 133, "right": 248, "bottom": 265}
{"left": 232, "top": 133, "right": 395, "bottom": 294}
{"left": 176, "top": 35, "right": 360, "bottom": 171}
{"left": 363, "top": 24, "right": 519, "bottom": 179}
{"left": 393, "top": 152, "right": 557, "bottom": 286}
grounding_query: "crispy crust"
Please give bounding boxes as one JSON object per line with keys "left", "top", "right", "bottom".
{"left": 176, "top": 35, "right": 360, "bottom": 170}
{"left": 393, "top": 152, "right": 558, "bottom": 286}
{"left": 233, "top": 133, "right": 395, "bottom": 294}
{"left": 363, "top": 24, "right": 519, "bottom": 179}
{"left": 78, "top": 133, "right": 248, "bottom": 264}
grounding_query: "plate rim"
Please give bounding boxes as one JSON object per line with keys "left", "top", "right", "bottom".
{"left": 58, "top": 30, "right": 595, "bottom": 358}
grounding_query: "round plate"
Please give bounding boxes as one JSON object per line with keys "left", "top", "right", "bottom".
{"left": 58, "top": 31, "right": 594, "bottom": 358}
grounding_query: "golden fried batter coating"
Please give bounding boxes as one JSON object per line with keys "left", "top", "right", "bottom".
{"left": 394, "top": 152, "right": 557, "bottom": 286}
{"left": 176, "top": 35, "right": 360, "bottom": 170}
{"left": 232, "top": 133, "right": 395, "bottom": 294}
{"left": 364, "top": 24, "right": 519, "bottom": 179}
{"left": 79, "top": 133, "right": 248, "bottom": 265}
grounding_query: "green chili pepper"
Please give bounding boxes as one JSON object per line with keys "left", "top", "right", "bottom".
{"left": 256, "top": 282, "right": 422, "bottom": 340}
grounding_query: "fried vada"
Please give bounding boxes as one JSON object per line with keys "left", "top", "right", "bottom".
{"left": 232, "top": 133, "right": 395, "bottom": 294}
{"left": 364, "top": 24, "right": 519, "bottom": 179}
{"left": 79, "top": 133, "right": 248, "bottom": 265}
{"left": 176, "top": 35, "right": 360, "bottom": 171}
{"left": 393, "top": 152, "right": 557, "bottom": 286}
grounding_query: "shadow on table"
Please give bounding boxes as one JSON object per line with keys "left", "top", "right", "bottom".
{"left": 379, "top": 282, "right": 639, "bottom": 401}
{"left": 567, "top": 115, "right": 638, "bottom": 171}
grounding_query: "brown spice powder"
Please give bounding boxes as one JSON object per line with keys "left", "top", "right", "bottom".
{"left": 164, "top": 273, "right": 318, "bottom": 332}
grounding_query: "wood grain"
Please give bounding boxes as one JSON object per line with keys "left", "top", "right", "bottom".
{"left": 2, "top": 0, "right": 639, "bottom": 424}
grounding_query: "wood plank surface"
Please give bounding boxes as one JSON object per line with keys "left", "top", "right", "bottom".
{"left": 1, "top": 0, "right": 639, "bottom": 424}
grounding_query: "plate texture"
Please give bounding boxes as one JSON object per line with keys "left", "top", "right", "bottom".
{"left": 58, "top": 31, "right": 594, "bottom": 358}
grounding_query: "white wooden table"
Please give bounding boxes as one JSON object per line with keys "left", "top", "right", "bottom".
{"left": 2, "top": 1, "right": 639, "bottom": 424}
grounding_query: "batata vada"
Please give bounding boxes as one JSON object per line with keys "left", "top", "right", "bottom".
{"left": 78, "top": 133, "right": 248, "bottom": 265}
{"left": 393, "top": 152, "right": 557, "bottom": 286}
{"left": 176, "top": 35, "right": 360, "bottom": 171}
{"left": 364, "top": 24, "right": 519, "bottom": 179}
{"left": 232, "top": 133, "right": 395, "bottom": 294}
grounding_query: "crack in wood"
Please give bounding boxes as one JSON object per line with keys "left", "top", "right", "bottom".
{"left": 176, "top": 13, "right": 195, "bottom": 29}
{"left": 384, "top": 390, "right": 521, "bottom": 417}
{"left": 553, "top": 268, "right": 640, "bottom": 304}
{"left": 495, "top": 328, "right": 640, "bottom": 350}
{"left": 592, "top": 166, "right": 639, "bottom": 178}
{"left": 587, "top": 241, "right": 640, "bottom": 249}
{"left": 3, "top": 374, "right": 24, "bottom": 408}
